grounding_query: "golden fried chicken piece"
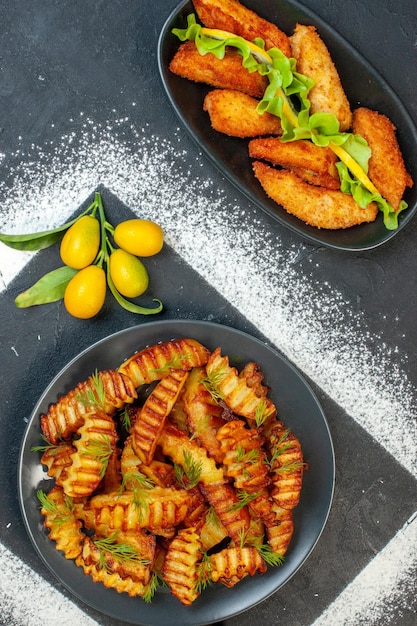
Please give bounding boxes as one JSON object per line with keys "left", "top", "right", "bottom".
{"left": 182, "top": 367, "right": 225, "bottom": 464}
{"left": 206, "top": 348, "right": 276, "bottom": 426}
{"left": 60, "top": 410, "right": 118, "bottom": 499}
{"left": 163, "top": 527, "right": 203, "bottom": 606}
{"left": 290, "top": 24, "right": 352, "bottom": 131}
{"left": 203, "top": 89, "right": 282, "bottom": 137}
{"left": 169, "top": 41, "right": 268, "bottom": 98}
{"left": 40, "top": 369, "right": 137, "bottom": 444}
{"left": 118, "top": 337, "right": 210, "bottom": 388}
{"left": 253, "top": 161, "right": 378, "bottom": 229}
{"left": 131, "top": 369, "right": 189, "bottom": 465}
{"left": 265, "top": 420, "right": 304, "bottom": 510}
{"left": 210, "top": 546, "right": 267, "bottom": 587}
{"left": 193, "top": 0, "right": 291, "bottom": 55}
{"left": 39, "top": 486, "right": 84, "bottom": 560}
{"left": 352, "top": 107, "right": 413, "bottom": 211}
{"left": 249, "top": 137, "right": 340, "bottom": 189}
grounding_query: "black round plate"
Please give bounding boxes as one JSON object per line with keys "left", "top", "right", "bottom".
{"left": 158, "top": 0, "right": 417, "bottom": 251}
{"left": 18, "top": 320, "right": 334, "bottom": 625}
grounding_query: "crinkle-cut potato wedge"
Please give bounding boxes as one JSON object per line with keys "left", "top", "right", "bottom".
{"left": 131, "top": 369, "right": 189, "bottom": 465}
{"left": 290, "top": 23, "right": 352, "bottom": 132}
{"left": 60, "top": 410, "right": 118, "bottom": 499}
{"left": 40, "top": 486, "right": 84, "bottom": 560}
{"left": 40, "top": 369, "right": 137, "bottom": 444}
{"left": 193, "top": 0, "right": 291, "bottom": 56}
{"left": 199, "top": 480, "right": 254, "bottom": 544}
{"left": 249, "top": 137, "right": 340, "bottom": 189}
{"left": 266, "top": 420, "right": 304, "bottom": 510}
{"left": 41, "top": 442, "right": 74, "bottom": 486}
{"left": 182, "top": 366, "right": 225, "bottom": 464}
{"left": 352, "top": 107, "right": 414, "bottom": 211}
{"left": 206, "top": 347, "right": 276, "bottom": 425}
{"left": 265, "top": 504, "right": 294, "bottom": 557}
{"left": 203, "top": 89, "right": 282, "bottom": 138}
{"left": 76, "top": 557, "right": 147, "bottom": 597}
{"left": 163, "top": 526, "right": 203, "bottom": 606}
{"left": 199, "top": 508, "right": 230, "bottom": 551}
{"left": 118, "top": 337, "right": 210, "bottom": 388}
{"left": 253, "top": 161, "right": 378, "bottom": 229}
{"left": 210, "top": 546, "right": 267, "bottom": 588}
{"left": 121, "top": 435, "right": 175, "bottom": 488}
{"left": 169, "top": 41, "right": 268, "bottom": 98}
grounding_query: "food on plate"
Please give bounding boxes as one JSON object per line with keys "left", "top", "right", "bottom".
{"left": 289, "top": 23, "right": 352, "bottom": 131}
{"left": 35, "top": 337, "right": 305, "bottom": 605}
{"left": 352, "top": 107, "right": 414, "bottom": 211}
{"left": 192, "top": 0, "right": 291, "bottom": 55}
{"left": 203, "top": 89, "right": 283, "bottom": 137}
{"left": 252, "top": 161, "right": 378, "bottom": 229}
{"left": 169, "top": 0, "right": 413, "bottom": 231}
{"left": 170, "top": 41, "right": 268, "bottom": 97}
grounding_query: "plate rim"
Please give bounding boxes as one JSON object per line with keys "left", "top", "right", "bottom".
{"left": 18, "top": 319, "right": 335, "bottom": 625}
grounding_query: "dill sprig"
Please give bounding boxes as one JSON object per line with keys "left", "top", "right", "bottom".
{"left": 194, "top": 551, "right": 212, "bottom": 594}
{"left": 143, "top": 571, "right": 164, "bottom": 603}
{"left": 238, "top": 524, "right": 284, "bottom": 567}
{"left": 81, "top": 435, "right": 113, "bottom": 478}
{"left": 201, "top": 366, "right": 226, "bottom": 403}
{"left": 254, "top": 398, "right": 274, "bottom": 428}
{"left": 76, "top": 369, "right": 106, "bottom": 410}
{"left": 36, "top": 489, "right": 74, "bottom": 528}
{"left": 275, "top": 459, "right": 305, "bottom": 473}
{"left": 205, "top": 505, "right": 221, "bottom": 528}
{"left": 93, "top": 531, "right": 150, "bottom": 571}
{"left": 174, "top": 450, "right": 203, "bottom": 489}
{"left": 119, "top": 471, "right": 154, "bottom": 517}
{"left": 150, "top": 353, "right": 190, "bottom": 375}
{"left": 267, "top": 428, "right": 293, "bottom": 467}
{"left": 120, "top": 406, "right": 131, "bottom": 432}
{"left": 236, "top": 445, "right": 262, "bottom": 464}
{"left": 31, "top": 434, "right": 64, "bottom": 455}
{"left": 231, "top": 489, "right": 260, "bottom": 511}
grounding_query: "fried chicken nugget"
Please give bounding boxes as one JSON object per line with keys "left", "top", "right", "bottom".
{"left": 193, "top": 0, "right": 291, "bottom": 56}
{"left": 169, "top": 41, "right": 268, "bottom": 98}
{"left": 203, "top": 89, "right": 282, "bottom": 138}
{"left": 252, "top": 161, "right": 378, "bottom": 229}
{"left": 290, "top": 24, "right": 352, "bottom": 132}
{"left": 249, "top": 136, "right": 340, "bottom": 189}
{"left": 352, "top": 107, "right": 413, "bottom": 211}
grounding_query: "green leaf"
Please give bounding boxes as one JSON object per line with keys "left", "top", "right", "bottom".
{"left": 106, "top": 266, "right": 163, "bottom": 315}
{"left": 15, "top": 266, "right": 78, "bottom": 308}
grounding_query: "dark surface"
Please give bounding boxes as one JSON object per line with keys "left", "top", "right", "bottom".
{"left": 0, "top": 1, "right": 416, "bottom": 625}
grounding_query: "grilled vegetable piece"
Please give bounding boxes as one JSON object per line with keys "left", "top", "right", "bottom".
{"left": 132, "top": 369, "right": 189, "bottom": 464}
{"left": 206, "top": 348, "right": 276, "bottom": 426}
{"left": 76, "top": 557, "right": 147, "bottom": 597}
{"left": 158, "top": 422, "right": 224, "bottom": 486}
{"left": 183, "top": 367, "right": 225, "bottom": 464}
{"left": 118, "top": 337, "right": 210, "bottom": 388}
{"left": 83, "top": 487, "right": 191, "bottom": 536}
{"left": 290, "top": 23, "right": 352, "bottom": 131}
{"left": 193, "top": 0, "right": 292, "bottom": 56}
{"left": 252, "top": 161, "right": 378, "bottom": 229}
{"left": 352, "top": 107, "right": 414, "bottom": 211}
{"left": 163, "top": 526, "right": 203, "bottom": 605}
{"left": 203, "top": 89, "right": 282, "bottom": 138}
{"left": 169, "top": 41, "right": 268, "bottom": 98}
{"left": 40, "top": 369, "right": 137, "bottom": 444}
{"left": 39, "top": 486, "right": 84, "bottom": 560}
{"left": 200, "top": 480, "right": 253, "bottom": 543}
{"left": 210, "top": 545, "right": 267, "bottom": 587}
{"left": 266, "top": 420, "right": 304, "bottom": 510}
{"left": 265, "top": 504, "right": 294, "bottom": 556}
{"left": 249, "top": 137, "right": 340, "bottom": 189}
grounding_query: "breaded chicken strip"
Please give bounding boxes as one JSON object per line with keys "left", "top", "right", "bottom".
{"left": 290, "top": 24, "right": 352, "bottom": 131}
{"left": 249, "top": 137, "right": 339, "bottom": 188}
{"left": 352, "top": 107, "right": 413, "bottom": 211}
{"left": 203, "top": 89, "right": 282, "bottom": 137}
{"left": 193, "top": 0, "right": 291, "bottom": 56}
{"left": 252, "top": 161, "right": 378, "bottom": 229}
{"left": 169, "top": 41, "right": 268, "bottom": 97}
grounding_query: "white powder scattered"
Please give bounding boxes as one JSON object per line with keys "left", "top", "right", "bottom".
{"left": 311, "top": 513, "right": 417, "bottom": 626}
{"left": 0, "top": 541, "right": 98, "bottom": 626}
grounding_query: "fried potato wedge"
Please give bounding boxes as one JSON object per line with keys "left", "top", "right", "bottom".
{"left": 169, "top": 41, "right": 268, "bottom": 98}
{"left": 40, "top": 486, "right": 84, "bottom": 560}
{"left": 290, "top": 23, "right": 352, "bottom": 132}
{"left": 200, "top": 480, "right": 253, "bottom": 543}
{"left": 163, "top": 527, "right": 203, "bottom": 606}
{"left": 76, "top": 557, "right": 147, "bottom": 597}
{"left": 266, "top": 420, "right": 304, "bottom": 510}
{"left": 352, "top": 107, "right": 414, "bottom": 211}
{"left": 118, "top": 337, "right": 210, "bottom": 388}
{"left": 265, "top": 504, "right": 294, "bottom": 556}
{"left": 249, "top": 137, "right": 340, "bottom": 189}
{"left": 203, "top": 88, "right": 282, "bottom": 138}
{"left": 193, "top": 0, "right": 291, "bottom": 56}
{"left": 60, "top": 410, "right": 118, "bottom": 499}
{"left": 206, "top": 348, "right": 276, "bottom": 426}
{"left": 40, "top": 442, "right": 74, "bottom": 487}
{"left": 132, "top": 369, "right": 189, "bottom": 465}
{"left": 40, "top": 369, "right": 137, "bottom": 444}
{"left": 253, "top": 161, "right": 378, "bottom": 229}
{"left": 210, "top": 545, "right": 267, "bottom": 587}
